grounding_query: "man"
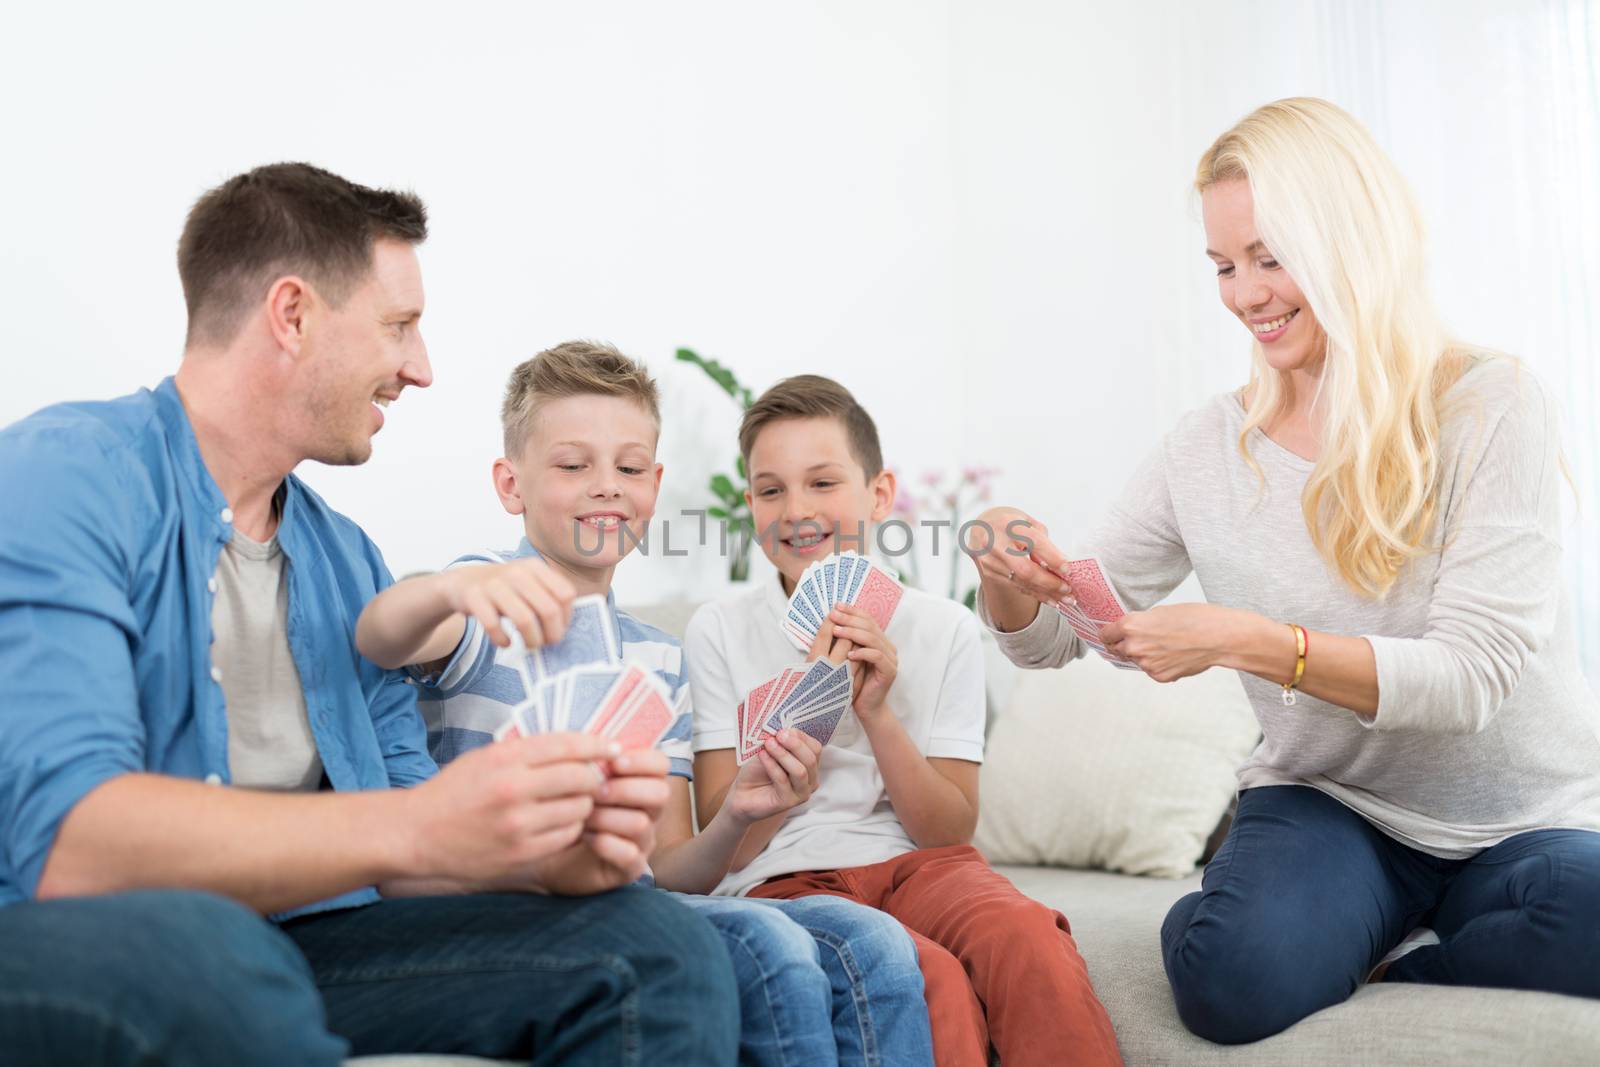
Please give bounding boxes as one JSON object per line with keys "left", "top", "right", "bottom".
{"left": 0, "top": 163, "right": 738, "bottom": 1066}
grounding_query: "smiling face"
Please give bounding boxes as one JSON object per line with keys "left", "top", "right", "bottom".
{"left": 495, "top": 393, "right": 663, "bottom": 579}
{"left": 745, "top": 416, "right": 895, "bottom": 591}
{"left": 297, "top": 238, "right": 432, "bottom": 465}
{"left": 1201, "top": 179, "right": 1325, "bottom": 374}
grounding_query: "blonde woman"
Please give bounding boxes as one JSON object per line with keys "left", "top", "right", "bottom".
{"left": 965, "top": 97, "right": 1600, "bottom": 1044}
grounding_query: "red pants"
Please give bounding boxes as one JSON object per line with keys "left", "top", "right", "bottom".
{"left": 749, "top": 845, "right": 1122, "bottom": 1067}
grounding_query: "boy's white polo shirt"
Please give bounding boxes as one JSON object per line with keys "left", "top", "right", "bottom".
{"left": 686, "top": 571, "right": 985, "bottom": 896}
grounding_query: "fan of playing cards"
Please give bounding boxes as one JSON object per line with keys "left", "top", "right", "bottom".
{"left": 1044, "top": 557, "right": 1141, "bottom": 671}
{"left": 736, "top": 552, "right": 906, "bottom": 765}
{"left": 495, "top": 595, "right": 687, "bottom": 750}
{"left": 780, "top": 551, "right": 903, "bottom": 652}
{"left": 735, "top": 657, "right": 854, "bottom": 765}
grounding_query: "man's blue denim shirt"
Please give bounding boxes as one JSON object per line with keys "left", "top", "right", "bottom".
{"left": 0, "top": 378, "right": 437, "bottom": 913}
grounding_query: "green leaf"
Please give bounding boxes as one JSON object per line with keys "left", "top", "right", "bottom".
{"left": 707, "top": 506, "right": 729, "bottom": 519}
{"left": 735, "top": 454, "right": 747, "bottom": 480}
{"left": 710, "top": 473, "right": 737, "bottom": 501}
{"left": 677, "top": 345, "right": 751, "bottom": 407}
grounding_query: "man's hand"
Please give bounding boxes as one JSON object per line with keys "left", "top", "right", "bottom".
{"left": 516, "top": 749, "right": 673, "bottom": 895}
{"left": 723, "top": 730, "right": 823, "bottom": 825}
{"left": 402, "top": 732, "right": 615, "bottom": 887}
{"left": 827, "top": 604, "right": 898, "bottom": 719}
{"left": 439, "top": 557, "right": 577, "bottom": 649}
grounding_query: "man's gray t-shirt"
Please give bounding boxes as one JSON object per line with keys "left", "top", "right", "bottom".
{"left": 983, "top": 355, "right": 1600, "bottom": 858}
{"left": 212, "top": 528, "right": 323, "bottom": 791}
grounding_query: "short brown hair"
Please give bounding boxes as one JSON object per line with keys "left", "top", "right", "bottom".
{"left": 177, "top": 162, "right": 428, "bottom": 347}
{"left": 739, "top": 375, "right": 883, "bottom": 479}
{"left": 502, "top": 341, "right": 662, "bottom": 457}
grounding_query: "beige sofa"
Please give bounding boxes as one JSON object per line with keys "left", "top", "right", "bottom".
{"left": 348, "top": 860, "right": 1600, "bottom": 1065}
{"left": 345, "top": 602, "right": 1600, "bottom": 1066}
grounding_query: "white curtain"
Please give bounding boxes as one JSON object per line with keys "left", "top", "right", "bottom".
{"left": 1288, "top": 0, "right": 1600, "bottom": 683}
{"left": 1309, "top": 0, "right": 1600, "bottom": 682}
{"left": 1543, "top": 0, "right": 1600, "bottom": 684}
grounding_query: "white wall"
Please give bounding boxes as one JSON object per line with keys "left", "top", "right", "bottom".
{"left": 5, "top": 1, "right": 1596, "bottom": 675}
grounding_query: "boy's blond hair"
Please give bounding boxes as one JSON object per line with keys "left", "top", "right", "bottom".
{"left": 738, "top": 375, "right": 883, "bottom": 479}
{"left": 501, "top": 340, "right": 661, "bottom": 458}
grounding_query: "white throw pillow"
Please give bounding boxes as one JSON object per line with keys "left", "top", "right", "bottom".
{"left": 974, "top": 654, "right": 1260, "bottom": 878}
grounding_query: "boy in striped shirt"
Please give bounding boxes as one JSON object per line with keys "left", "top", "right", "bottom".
{"left": 356, "top": 341, "right": 932, "bottom": 1067}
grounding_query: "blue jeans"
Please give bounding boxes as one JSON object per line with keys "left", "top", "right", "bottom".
{"left": 0, "top": 890, "right": 347, "bottom": 1066}
{"left": 670, "top": 891, "right": 934, "bottom": 1067}
{"left": 0, "top": 885, "right": 738, "bottom": 1066}
{"left": 1162, "top": 785, "right": 1600, "bottom": 1044}
{"left": 281, "top": 884, "right": 739, "bottom": 1064}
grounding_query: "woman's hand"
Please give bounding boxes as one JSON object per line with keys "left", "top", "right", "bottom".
{"left": 963, "top": 505, "right": 1075, "bottom": 607}
{"left": 1098, "top": 603, "right": 1246, "bottom": 682}
{"left": 962, "top": 505, "right": 1076, "bottom": 633}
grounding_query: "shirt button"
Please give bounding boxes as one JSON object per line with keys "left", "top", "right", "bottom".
{"left": 208, "top": 577, "right": 218, "bottom": 594}
{"left": 220, "top": 507, "right": 234, "bottom": 524}
{"left": 204, "top": 773, "right": 222, "bottom": 786}
{"left": 210, "top": 665, "right": 223, "bottom": 683}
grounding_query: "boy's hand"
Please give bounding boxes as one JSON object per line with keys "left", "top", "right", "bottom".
{"left": 725, "top": 730, "right": 823, "bottom": 824}
{"left": 828, "top": 604, "right": 898, "bottom": 718}
{"left": 441, "top": 557, "right": 577, "bottom": 649}
{"left": 403, "top": 732, "right": 614, "bottom": 886}
{"left": 806, "top": 616, "right": 854, "bottom": 666}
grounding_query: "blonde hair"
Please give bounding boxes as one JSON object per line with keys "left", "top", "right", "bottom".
{"left": 501, "top": 340, "right": 661, "bottom": 457}
{"left": 1197, "top": 97, "right": 1470, "bottom": 598}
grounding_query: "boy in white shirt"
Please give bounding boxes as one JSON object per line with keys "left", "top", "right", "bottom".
{"left": 687, "top": 375, "right": 1122, "bottom": 1067}
{"left": 357, "top": 343, "right": 932, "bottom": 1067}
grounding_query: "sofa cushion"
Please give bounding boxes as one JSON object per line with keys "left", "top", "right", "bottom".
{"left": 1001, "top": 863, "right": 1600, "bottom": 1065}
{"left": 975, "top": 654, "right": 1260, "bottom": 877}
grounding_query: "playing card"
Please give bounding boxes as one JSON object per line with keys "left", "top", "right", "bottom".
{"left": 839, "top": 552, "right": 869, "bottom": 603}
{"left": 793, "top": 567, "right": 828, "bottom": 627}
{"left": 763, "top": 661, "right": 849, "bottom": 735}
{"left": 789, "top": 701, "right": 848, "bottom": 746}
{"left": 606, "top": 678, "right": 676, "bottom": 749}
{"left": 735, "top": 699, "right": 752, "bottom": 758}
{"left": 500, "top": 615, "right": 540, "bottom": 697}
{"left": 1055, "top": 600, "right": 1139, "bottom": 669}
{"left": 770, "top": 667, "right": 806, "bottom": 711}
{"left": 586, "top": 665, "right": 649, "bottom": 738}
{"left": 779, "top": 658, "right": 842, "bottom": 712}
{"left": 820, "top": 559, "right": 840, "bottom": 613}
{"left": 744, "top": 673, "right": 782, "bottom": 731}
{"left": 528, "top": 675, "right": 563, "bottom": 732}
{"left": 1064, "top": 558, "right": 1125, "bottom": 623}
{"left": 783, "top": 604, "right": 820, "bottom": 652}
{"left": 741, "top": 667, "right": 795, "bottom": 759}
{"left": 562, "top": 665, "right": 626, "bottom": 733}
{"left": 535, "top": 594, "right": 621, "bottom": 676}
{"left": 851, "top": 562, "right": 903, "bottom": 631}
